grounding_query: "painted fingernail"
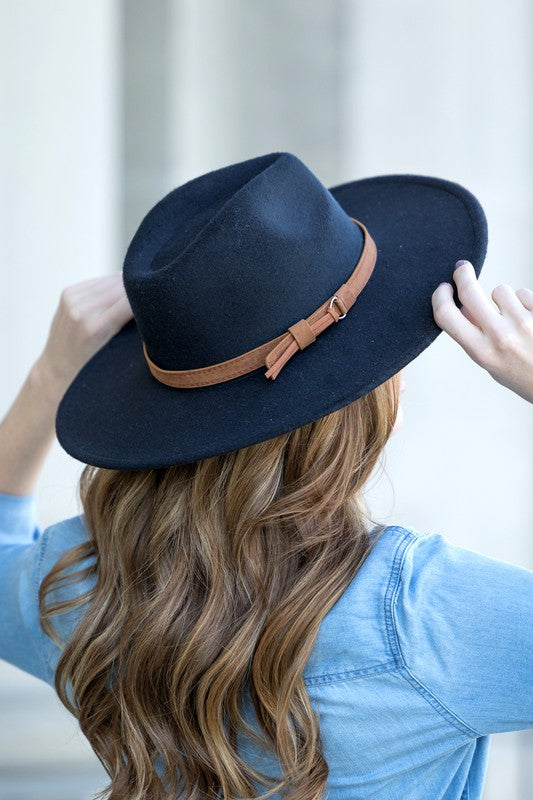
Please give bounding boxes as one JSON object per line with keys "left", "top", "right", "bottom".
{"left": 455, "top": 259, "right": 469, "bottom": 267}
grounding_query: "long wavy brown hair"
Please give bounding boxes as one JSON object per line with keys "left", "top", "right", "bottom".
{"left": 39, "top": 371, "right": 401, "bottom": 800}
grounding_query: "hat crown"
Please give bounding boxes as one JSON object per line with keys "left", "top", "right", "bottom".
{"left": 123, "top": 152, "right": 363, "bottom": 371}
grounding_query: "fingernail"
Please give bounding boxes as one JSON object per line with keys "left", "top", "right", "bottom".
{"left": 455, "top": 259, "right": 469, "bottom": 267}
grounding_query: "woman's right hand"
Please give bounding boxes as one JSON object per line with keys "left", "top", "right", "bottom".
{"left": 431, "top": 261, "right": 533, "bottom": 404}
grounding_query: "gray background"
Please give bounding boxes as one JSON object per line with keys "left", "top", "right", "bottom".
{"left": 1, "top": 1, "right": 532, "bottom": 797}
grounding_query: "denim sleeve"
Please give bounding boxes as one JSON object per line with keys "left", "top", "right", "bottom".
{"left": 393, "top": 530, "right": 533, "bottom": 735}
{"left": 0, "top": 491, "right": 50, "bottom": 683}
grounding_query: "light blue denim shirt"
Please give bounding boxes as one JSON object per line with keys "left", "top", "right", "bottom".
{"left": 1, "top": 489, "right": 532, "bottom": 799}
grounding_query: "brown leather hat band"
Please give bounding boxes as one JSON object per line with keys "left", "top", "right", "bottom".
{"left": 142, "top": 217, "right": 377, "bottom": 388}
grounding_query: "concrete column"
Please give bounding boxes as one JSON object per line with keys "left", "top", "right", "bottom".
{"left": 344, "top": 0, "right": 533, "bottom": 567}
{"left": 0, "top": 1, "right": 119, "bottom": 792}
{"left": 167, "top": 0, "right": 346, "bottom": 185}
{"left": 0, "top": 0, "right": 121, "bottom": 527}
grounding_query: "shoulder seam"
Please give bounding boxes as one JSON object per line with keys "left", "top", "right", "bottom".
{"left": 383, "top": 528, "right": 419, "bottom": 668}
{"left": 385, "top": 530, "right": 482, "bottom": 738}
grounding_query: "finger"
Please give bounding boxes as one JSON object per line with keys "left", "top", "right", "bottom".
{"left": 491, "top": 283, "right": 532, "bottom": 322}
{"left": 432, "top": 282, "right": 487, "bottom": 361}
{"left": 71, "top": 275, "right": 127, "bottom": 314}
{"left": 65, "top": 273, "right": 125, "bottom": 302}
{"left": 515, "top": 287, "right": 533, "bottom": 312}
{"left": 459, "top": 304, "right": 482, "bottom": 327}
{"left": 452, "top": 261, "right": 501, "bottom": 335}
{"left": 99, "top": 292, "right": 134, "bottom": 332}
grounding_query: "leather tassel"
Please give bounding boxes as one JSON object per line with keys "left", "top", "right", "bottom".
{"left": 264, "top": 302, "right": 344, "bottom": 380}
{"left": 264, "top": 336, "right": 299, "bottom": 380}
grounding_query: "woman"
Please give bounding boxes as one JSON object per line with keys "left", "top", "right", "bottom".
{"left": 0, "top": 152, "right": 532, "bottom": 800}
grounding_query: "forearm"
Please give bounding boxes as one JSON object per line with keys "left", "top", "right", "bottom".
{"left": 0, "top": 356, "right": 67, "bottom": 496}
{"left": 0, "top": 275, "right": 133, "bottom": 497}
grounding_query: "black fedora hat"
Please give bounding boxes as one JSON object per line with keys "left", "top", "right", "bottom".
{"left": 55, "top": 151, "right": 488, "bottom": 470}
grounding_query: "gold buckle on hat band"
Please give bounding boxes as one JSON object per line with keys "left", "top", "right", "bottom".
{"left": 142, "top": 217, "right": 377, "bottom": 388}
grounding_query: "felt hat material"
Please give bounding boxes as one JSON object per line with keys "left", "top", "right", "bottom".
{"left": 55, "top": 152, "right": 488, "bottom": 469}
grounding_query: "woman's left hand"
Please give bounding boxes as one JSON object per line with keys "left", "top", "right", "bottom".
{"left": 37, "top": 273, "right": 134, "bottom": 393}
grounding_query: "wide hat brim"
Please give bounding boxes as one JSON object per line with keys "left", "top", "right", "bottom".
{"left": 55, "top": 173, "right": 488, "bottom": 470}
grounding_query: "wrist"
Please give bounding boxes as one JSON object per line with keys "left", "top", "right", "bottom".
{"left": 30, "top": 355, "right": 72, "bottom": 407}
